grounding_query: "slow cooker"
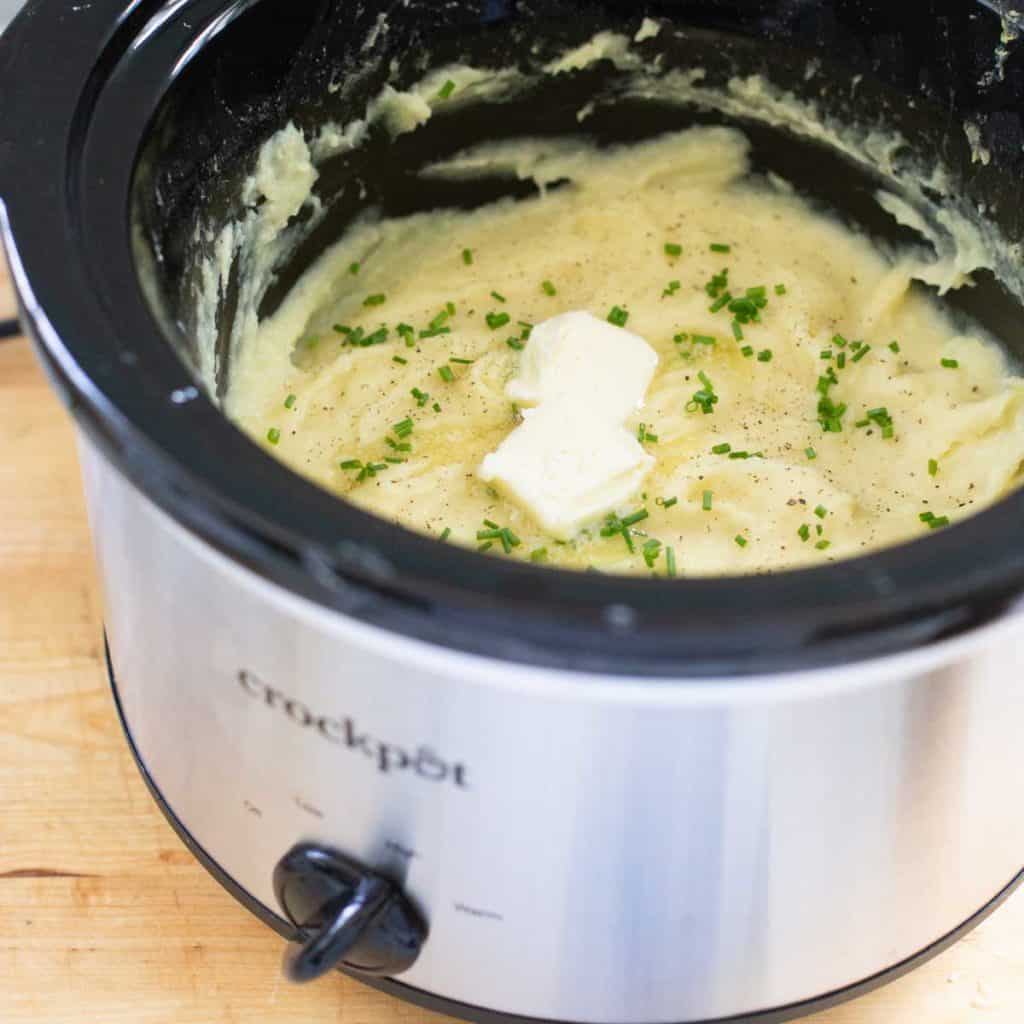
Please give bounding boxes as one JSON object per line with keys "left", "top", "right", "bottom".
{"left": 5, "top": 1, "right": 1024, "bottom": 1021}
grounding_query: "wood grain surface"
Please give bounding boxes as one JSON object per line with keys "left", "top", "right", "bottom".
{"left": 2, "top": 250, "right": 1024, "bottom": 1022}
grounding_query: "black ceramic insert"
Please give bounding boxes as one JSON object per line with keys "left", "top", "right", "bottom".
{"left": 2, "top": 0, "right": 1024, "bottom": 677}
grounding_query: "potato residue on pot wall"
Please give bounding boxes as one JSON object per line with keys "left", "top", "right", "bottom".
{"left": 224, "top": 125, "right": 1024, "bottom": 576}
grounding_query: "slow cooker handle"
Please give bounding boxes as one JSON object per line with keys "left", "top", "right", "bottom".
{"left": 274, "top": 843, "right": 427, "bottom": 982}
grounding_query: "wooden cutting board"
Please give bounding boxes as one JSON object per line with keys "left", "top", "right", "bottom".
{"left": 2, "top": 254, "right": 1024, "bottom": 1023}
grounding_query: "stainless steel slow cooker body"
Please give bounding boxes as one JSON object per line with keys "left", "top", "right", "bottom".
{"left": 4, "top": 1, "right": 1024, "bottom": 1021}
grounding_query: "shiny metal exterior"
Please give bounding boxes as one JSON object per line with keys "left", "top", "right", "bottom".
{"left": 79, "top": 438, "right": 1024, "bottom": 1023}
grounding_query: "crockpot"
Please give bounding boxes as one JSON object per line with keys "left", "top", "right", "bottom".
{"left": 5, "top": 1, "right": 1024, "bottom": 1021}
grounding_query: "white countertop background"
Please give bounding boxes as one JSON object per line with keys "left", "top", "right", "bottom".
{"left": 0, "top": 0, "right": 22, "bottom": 30}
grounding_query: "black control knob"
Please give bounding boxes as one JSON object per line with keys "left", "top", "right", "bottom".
{"left": 273, "top": 843, "right": 427, "bottom": 982}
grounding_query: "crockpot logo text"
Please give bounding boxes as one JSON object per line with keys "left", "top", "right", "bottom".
{"left": 239, "top": 670, "right": 469, "bottom": 788}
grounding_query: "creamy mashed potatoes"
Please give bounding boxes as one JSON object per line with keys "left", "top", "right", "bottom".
{"left": 226, "top": 126, "right": 1024, "bottom": 576}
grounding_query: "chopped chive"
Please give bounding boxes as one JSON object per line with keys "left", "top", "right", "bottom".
{"left": 757, "top": 349, "right": 773, "bottom": 362}
{"left": 661, "top": 496, "right": 679, "bottom": 509}
{"left": 620, "top": 509, "right": 649, "bottom": 527}
{"left": 665, "top": 546, "right": 677, "bottom": 577}
{"left": 491, "top": 290, "right": 507, "bottom": 304}
{"left": 392, "top": 355, "right": 408, "bottom": 366}
{"left": 438, "top": 365, "right": 455, "bottom": 383}
{"left": 815, "top": 540, "right": 831, "bottom": 551}
{"left": 710, "top": 243, "right": 731, "bottom": 253}
{"left": 731, "top": 319, "right": 744, "bottom": 341}
{"left": 392, "top": 418, "right": 414, "bottom": 438}
{"left": 642, "top": 538, "right": 663, "bottom": 568}
{"left": 728, "top": 296, "right": 760, "bottom": 322}
{"left": 889, "top": 340, "right": 901, "bottom": 353}
{"left": 833, "top": 334, "right": 848, "bottom": 348}
{"left": 267, "top": 427, "right": 281, "bottom": 445}
{"left": 530, "top": 547, "right": 548, "bottom": 563}
{"left": 440, "top": 527, "right": 452, "bottom": 541}
{"left": 284, "top": 394, "right": 297, "bottom": 409}
{"left": 507, "top": 337, "right": 524, "bottom": 350}
{"left": 941, "top": 357, "right": 960, "bottom": 369}
{"left": 601, "top": 510, "right": 645, "bottom": 553}
{"left": 702, "top": 490, "right": 713, "bottom": 511}
{"left": 363, "top": 293, "right": 386, "bottom": 307}
{"left": 688, "top": 371, "right": 719, "bottom": 415}
{"left": 437, "top": 79, "right": 456, "bottom": 100}
{"left": 692, "top": 334, "right": 716, "bottom": 346}
{"left": 710, "top": 292, "right": 732, "bottom": 313}
{"left": 805, "top": 447, "right": 817, "bottom": 460}
{"left": 706, "top": 268, "right": 730, "bottom": 298}
{"left": 734, "top": 534, "right": 748, "bottom": 548}
{"left": 662, "top": 280, "right": 681, "bottom": 298}
{"left": 851, "top": 344, "right": 871, "bottom": 363}
{"left": 340, "top": 459, "right": 362, "bottom": 470}
{"left": 820, "top": 350, "right": 833, "bottom": 360}
{"left": 462, "top": 248, "right": 473, "bottom": 265}
{"left": 363, "top": 327, "right": 389, "bottom": 347}
{"left": 919, "top": 510, "right": 950, "bottom": 529}
{"left": 349, "top": 261, "right": 360, "bottom": 275}
{"left": 664, "top": 242, "right": 683, "bottom": 257}
{"left": 712, "top": 443, "right": 732, "bottom": 454}
{"left": 478, "top": 542, "right": 493, "bottom": 553}
{"left": 817, "top": 524, "right": 824, "bottom": 536}
{"left": 607, "top": 305, "right": 629, "bottom": 328}
{"left": 741, "top": 345, "right": 754, "bottom": 358}
{"left": 814, "top": 504, "right": 828, "bottom": 519}
{"left": 729, "top": 451, "right": 750, "bottom": 460}
{"left": 798, "top": 524, "right": 811, "bottom": 542}
{"left": 486, "top": 311, "right": 511, "bottom": 330}
{"left": 837, "top": 352, "right": 846, "bottom": 369}
{"left": 433, "top": 402, "right": 442, "bottom": 413}
{"left": 411, "top": 387, "right": 430, "bottom": 407}
{"left": 775, "top": 283, "right": 787, "bottom": 295}
{"left": 542, "top": 280, "right": 557, "bottom": 296}
{"left": 928, "top": 458, "right": 939, "bottom": 476}
{"left": 450, "top": 357, "right": 474, "bottom": 365}
{"left": 385, "top": 457, "right": 406, "bottom": 465}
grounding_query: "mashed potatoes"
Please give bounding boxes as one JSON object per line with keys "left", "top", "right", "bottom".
{"left": 226, "top": 126, "right": 1024, "bottom": 576}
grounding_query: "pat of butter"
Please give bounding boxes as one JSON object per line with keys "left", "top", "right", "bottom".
{"left": 479, "top": 311, "right": 658, "bottom": 539}
{"left": 506, "top": 311, "right": 659, "bottom": 417}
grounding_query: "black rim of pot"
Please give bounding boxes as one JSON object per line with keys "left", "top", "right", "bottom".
{"left": 2, "top": 0, "right": 1024, "bottom": 679}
